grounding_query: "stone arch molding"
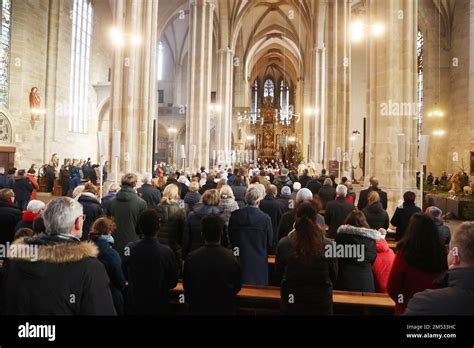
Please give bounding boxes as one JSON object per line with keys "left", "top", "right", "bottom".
{"left": 0, "top": 105, "right": 14, "bottom": 145}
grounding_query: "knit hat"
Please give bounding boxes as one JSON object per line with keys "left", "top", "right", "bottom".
{"left": 293, "top": 182, "right": 301, "bottom": 191}
{"left": 426, "top": 206, "right": 442, "bottom": 219}
{"left": 281, "top": 186, "right": 291, "bottom": 196}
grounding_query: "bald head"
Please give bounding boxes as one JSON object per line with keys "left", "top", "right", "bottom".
{"left": 369, "top": 176, "right": 379, "bottom": 188}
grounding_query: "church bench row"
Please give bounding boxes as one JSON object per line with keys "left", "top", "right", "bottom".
{"left": 170, "top": 281, "right": 395, "bottom": 316}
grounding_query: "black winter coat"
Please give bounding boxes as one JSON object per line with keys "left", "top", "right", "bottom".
{"left": 404, "top": 267, "right": 474, "bottom": 316}
{"left": 123, "top": 237, "right": 178, "bottom": 315}
{"left": 318, "top": 185, "right": 336, "bottom": 209}
{"left": 334, "top": 225, "right": 379, "bottom": 292}
{"left": 13, "top": 177, "right": 33, "bottom": 203}
{"left": 357, "top": 187, "right": 388, "bottom": 210}
{"left": 231, "top": 185, "right": 246, "bottom": 209}
{"left": 137, "top": 184, "right": 162, "bottom": 208}
{"left": 183, "top": 205, "right": 228, "bottom": 258}
{"left": 184, "top": 191, "right": 201, "bottom": 213}
{"left": 228, "top": 206, "right": 273, "bottom": 286}
{"left": 183, "top": 244, "right": 241, "bottom": 315}
{"left": 325, "top": 197, "right": 355, "bottom": 239}
{"left": 273, "top": 175, "right": 293, "bottom": 193}
{"left": 277, "top": 210, "right": 325, "bottom": 241}
{"left": 298, "top": 175, "right": 312, "bottom": 189}
{"left": 391, "top": 203, "right": 422, "bottom": 240}
{"left": 306, "top": 179, "right": 322, "bottom": 195}
{"left": 199, "top": 180, "right": 217, "bottom": 194}
{"left": 277, "top": 234, "right": 338, "bottom": 315}
{"left": 259, "top": 195, "right": 286, "bottom": 253}
{"left": 0, "top": 202, "right": 22, "bottom": 245}
{"left": 0, "top": 234, "right": 116, "bottom": 315}
{"left": 363, "top": 202, "right": 389, "bottom": 230}
{"left": 77, "top": 193, "right": 103, "bottom": 241}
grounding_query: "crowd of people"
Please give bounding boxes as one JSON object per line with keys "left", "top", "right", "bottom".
{"left": 0, "top": 163, "right": 473, "bottom": 316}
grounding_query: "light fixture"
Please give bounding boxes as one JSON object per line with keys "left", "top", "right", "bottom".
{"left": 168, "top": 127, "right": 177, "bottom": 134}
{"left": 350, "top": 136, "right": 356, "bottom": 142}
{"left": 371, "top": 23, "right": 385, "bottom": 37}
{"left": 130, "top": 34, "right": 142, "bottom": 46}
{"left": 288, "top": 136, "right": 296, "bottom": 143}
{"left": 427, "top": 109, "right": 445, "bottom": 118}
{"left": 433, "top": 129, "right": 446, "bottom": 137}
{"left": 110, "top": 28, "right": 124, "bottom": 47}
{"left": 352, "top": 20, "right": 364, "bottom": 42}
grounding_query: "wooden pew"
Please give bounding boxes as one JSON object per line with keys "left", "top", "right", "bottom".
{"left": 170, "top": 281, "right": 395, "bottom": 315}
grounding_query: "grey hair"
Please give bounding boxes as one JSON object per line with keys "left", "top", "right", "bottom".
{"left": 0, "top": 167, "right": 4, "bottom": 174}
{"left": 27, "top": 200, "right": 46, "bottom": 213}
{"left": 336, "top": 184, "right": 348, "bottom": 198}
{"left": 324, "top": 178, "right": 333, "bottom": 186}
{"left": 142, "top": 172, "right": 152, "bottom": 184}
{"left": 42, "top": 197, "right": 83, "bottom": 235}
{"left": 245, "top": 187, "right": 261, "bottom": 206}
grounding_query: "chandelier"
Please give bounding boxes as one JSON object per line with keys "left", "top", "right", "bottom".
{"left": 237, "top": 106, "right": 300, "bottom": 128}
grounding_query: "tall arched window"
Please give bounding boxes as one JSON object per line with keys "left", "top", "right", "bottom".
{"left": 251, "top": 80, "right": 258, "bottom": 114}
{"left": 417, "top": 29, "right": 424, "bottom": 144}
{"left": 280, "top": 80, "right": 289, "bottom": 112}
{"left": 157, "top": 41, "right": 164, "bottom": 81}
{"left": 69, "top": 0, "right": 93, "bottom": 133}
{"left": 263, "top": 79, "right": 274, "bottom": 100}
{"left": 0, "top": 0, "right": 11, "bottom": 106}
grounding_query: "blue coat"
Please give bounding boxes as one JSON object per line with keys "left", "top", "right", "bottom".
{"left": 77, "top": 193, "right": 103, "bottom": 240}
{"left": 228, "top": 206, "right": 273, "bottom": 286}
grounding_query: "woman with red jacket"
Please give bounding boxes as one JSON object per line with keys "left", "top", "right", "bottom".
{"left": 372, "top": 228, "right": 395, "bottom": 293}
{"left": 387, "top": 213, "right": 447, "bottom": 315}
{"left": 26, "top": 168, "right": 39, "bottom": 201}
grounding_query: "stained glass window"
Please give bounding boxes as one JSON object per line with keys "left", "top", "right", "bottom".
{"left": 417, "top": 29, "right": 424, "bottom": 144}
{"left": 251, "top": 80, "right": 258, "bottom": 114}
{"left": 69, "top": 0, "right": 93, "bottom": 133}
{"left": 0, "top": 0, "right": 11, "bottom": 106}
{"left": 158, "top": 41, "right": 164, "bottom": 81}
{"left": 263, "top": 79, "right": 274, "bottom": 100}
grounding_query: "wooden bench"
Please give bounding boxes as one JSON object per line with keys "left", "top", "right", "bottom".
{"left": 171, "top": 281, "right": 395, "bottom": 315}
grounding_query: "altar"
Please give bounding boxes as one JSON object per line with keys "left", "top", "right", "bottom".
{"left": 248, "top": 97, "right": 298, "bottom": 166}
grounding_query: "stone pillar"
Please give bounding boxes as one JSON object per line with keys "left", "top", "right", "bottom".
{"left": 366, "top": 0, "right": 417, "bottom": 212}
{"left": 216, "top": 47, "right": 234, "bottom": 166}
{"left": 325, "top": 0, "right": 351, "bottom": 171}
{"left": 43, "top": 0, "right": 61, "bottom": 163}
{"left": 109, "top": 0, "right": 158, "bottom": 175}
{"left": 186, "top": 0, "right": 215, "bottom": 171}
{"left": 311, "top": 45, "right": 326, "bottom": 166}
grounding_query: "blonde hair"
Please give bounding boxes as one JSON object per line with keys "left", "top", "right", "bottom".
{"left": 368, "top": 191, "right": 380, "bottom": 206}
{"left": 202, "top": 189, "right": 220, "bottom": 206}
{"left": 219, "top": 185, "right": 235, "bottom": 200}
{"left": 161, "top": 184, "right": 180, "bottom": 204}
{"left": 121, "top": 173, "right": 138, "bottom": 187}
{"left": 188, "top": 181, "right": 199, "bottom": 192}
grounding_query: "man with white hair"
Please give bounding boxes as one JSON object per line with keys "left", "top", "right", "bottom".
{"left": 137, "top": 173, "right": 162, "bottom": 208}
{"left": 0, "top": 197, "right": 116, "bottom": 315}
{"left": 14, "top": 200, "right": 45, "bottom": 232}
{"left": 404, "top": 222, "right": 474, "bottom": 315}
{"left": 229, "top": 187, "right": 273, "bottom": 286}
{"left": 325, "top": 184, "right": 355, "bottom": 239}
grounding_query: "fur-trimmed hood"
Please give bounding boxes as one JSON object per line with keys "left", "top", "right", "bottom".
{"left": 10, "top": 237, "right": 98, "bottom": 263}
{"left": 337, "top": 225, "right": 382, "bottom": 241}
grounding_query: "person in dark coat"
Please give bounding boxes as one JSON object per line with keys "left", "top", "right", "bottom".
{"left": 107, "top": 174, "right": 147, "bottom": 258}
{"left": 325, "top": 185, "right": 355, "bottom": 239}
{"left": 317, "top": 169, "right": 328, "bottom": 184}
{"left": 43, "top": 165, "right": 55, "bottom": 193}
{"left": 123, "top": 209, "right": 178, "bottom": 315}
{"left": 273, "top": 168, "right": 293, "bottom": 194}
{"left": 259, "top": 185, "right": 286, "bottom": 253}
{"left": 231, "top": 176, "right": 247, "bottom": 209}
{"left": 277, "top": 188, "right": 325, "bottom": 241}
{"left": 0, "top": 167, "right": 7, "bottom": 188}
{"left": 137, "top": 173, "right": 162, "bottom": 208}
{"left": 298, "top": 169, "right": 312, "bottom": 189}
{"left": 0, "top": 197, "right": 116, "bottom": 315}
{"left": 101, "top": 183, "right": 119, "bottom": 213}
{"left": 425, "top": 206, "right": 451, "bottom": 245}
{"left": 184, "top": 181, "right": 201, "bottom": 213}
{"left": 391, "top": 191, "right": 422, "bottom": 241}
{"left": 228, "top": 188, "right": 273, "bottom": 286}
{"left": 357, "top": 176, "right": 388, "bottom": 210}
{"left": 277, "top": 201, "right": 338, "bottom": 315}
{"left": 68, "top": 168, "right": 82, "bottom": 197}
{"left": 404, "top": 221, "right": 474, "bottom": 316}
{"left": 363, "top": 191, "right": 389, "bottom": 230}
{"left": 334, "top": 211, "right": 380, "bottom": 292}
{"left": 89, "top": 217, "right": 126, "bottom": 315}
{"left": 13, "top": 170, "right": 33, "bottom": 210}
{"left": 318, "top": 178, "right": 336, "bottom": 209}
{"left": 277, "top": 186, "right": 292, "bottom": 213}
{"left": 183, "top": 189, "right": 227, "bottom": 258}
{"left": 199, "top": 174, "right": 217, "bottom": 194}
{"left": 0, "top": 189, "right": 22, "bottom": 246}
{"left": 183, "top": 214, "right": 242, "bottom": 315}
{"left": 60, "top": 166, "right": 71, "bottom": 196}
{"left": 177, "top": 176, "right": 189, "bottom": 200}
{"left": 77, "top": 183, "right": 103, "bottom": 241}
{"left": 155, "top": 184, "right": 186, "bottom": 272}
{"left": 14, "top": 200, "right": 45, "bottom": 232}
{"left": 306, "top": 176, "right": 322, "bottom": 195}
